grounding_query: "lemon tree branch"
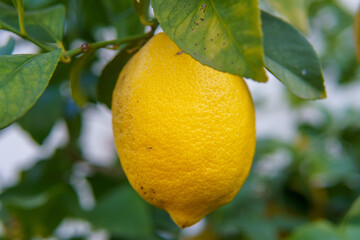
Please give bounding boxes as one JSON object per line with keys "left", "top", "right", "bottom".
{"left": 16, "top": 0, "right": 26, "bottom": 35}
{"left": 64, "top": 32, "right": 151, "bottom": 60}
{"left": 0, "top": 22, "right": 55, "bottom": 52}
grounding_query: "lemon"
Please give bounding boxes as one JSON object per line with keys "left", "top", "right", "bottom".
{"left": 112, "top": 33, "right": 256, "bottom": 228}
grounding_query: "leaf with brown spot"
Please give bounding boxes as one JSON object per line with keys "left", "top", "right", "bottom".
{"left": 151, "top": 0, "right": 267, "bottom": 82}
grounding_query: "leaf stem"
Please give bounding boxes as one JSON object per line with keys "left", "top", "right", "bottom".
{"left": 64, "top": 32, "right": 151, "bottom": 59}
{"left": 1, "top": 22, "right": 55, "bottom": 52}
{"left": 16, "top": 0, "right": 26, "bottom": 36}
{"left": 57, "top": 41, "right": 71, "bottom": 63}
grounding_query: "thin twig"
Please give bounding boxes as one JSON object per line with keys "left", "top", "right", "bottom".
{"left": 64, "top": 32, "right": 151, "bottom": 59}
{"left": 16, "top": 0, "right": 26, "bottom": 36}
{"left": 1, "top": 22, "right": 55, "bottom": 52}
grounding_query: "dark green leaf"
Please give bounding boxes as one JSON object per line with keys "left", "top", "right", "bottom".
{"left": 97, "top": 45, "right": 137, "bottom": 108}
{"left": 2, "top": 184, "right": 80, "bottom": 237}
{"left": 262, "top": 11, "right": 326, "bottom": 100}
{"left": 11, "top": 0, "right": 23, "bottom": 10}
{"left": 0, "top": 37, "right": 15, "bottom": 55}
{"left": 23, "top": 0, "right": 59, "bottom": 10}
{"left": 0, "top": 0, "right": 12, "bottom": 5}
{"left": 78, "top": 0, "right": 112, "bottom": 29}
{"left": 17, "top": 86, "right": 63, "bottom": 144}
{"left": 0, "top": 149, "right": 81, "bottom": 237}
{"left": 98, "top": 0, "right": 145, "bottom": 38}
{"left": 63, "top": 0, "right": 140, "bottom": 44}
{"left": 342, "top": 197, "right": 360, "bottom": 226}
{"left": 151, "top": 0, "right": 267, "bottom": 82}
{"left": 287, "top": 221, "right": 341, "bottom": 240}
{"left": 103, "top": 0, "right": 134, "bottom": 15}
{"left": 113, "top": 7, "right": 144, "bottom": 39}
{"left": 151, "top": 207, "right": 179, "bottom": 234}
{"left": 70, "top": 51, "right": 95, "bottom": 107}
{"left": 0, "top": 2, "right": 65, "bottom": 43}
{"left": 344, "top": 225, "right": 360, "bottom": 240}
{"left": 0, "top": 149, "right": 73, "bottom": 195}
{"left": 338, "top": 56, "right": 359, "bottom": 84}
{"left": 76, "top": 0, "right": 137, "bottom": 34}
{"left": 222, "top": 216, "right": 277, "bottom": 240}
{"left": 87, "top": 169, "right": 124, "bottom": 199}
{"left": 2, "top": 191, "right": 49, "bottom": 209}
{"left": 64, "top": 98, "right": 82, "bottom": 142}
{"left": 0, "top": 49, "right": 61, "bottom": 129}
{"left": 49, "top": 61, "right": 73, "bottom": 85}
{"left": 85, "top": 185, "right": 153, "bottom": 238}
{"left": 210, "top": 187, "right": 278, "bottom": 240}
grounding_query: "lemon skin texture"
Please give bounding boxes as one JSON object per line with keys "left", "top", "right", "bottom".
{"left": 112, "top": 33, "right": 256, "bottom": 228}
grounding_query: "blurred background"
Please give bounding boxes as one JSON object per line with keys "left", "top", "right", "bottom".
{"left": 0, "top": 0, "right": 359, "bottom": 239}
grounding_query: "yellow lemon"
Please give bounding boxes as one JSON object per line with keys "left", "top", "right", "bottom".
{"left": 112, "top": 33, "right": 256, "bottom": 228}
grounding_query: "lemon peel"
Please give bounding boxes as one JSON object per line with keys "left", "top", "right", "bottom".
{"left": 112, "top": 33, "right": 256, "bottom": 228}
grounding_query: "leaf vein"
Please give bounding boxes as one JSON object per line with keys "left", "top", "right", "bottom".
{"left": 208, "top": 0, "right": 243, "bottom": 59}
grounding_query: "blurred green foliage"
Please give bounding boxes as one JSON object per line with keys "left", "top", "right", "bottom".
{"left": 0, "top": 0, "right": 359, "bottom": 239}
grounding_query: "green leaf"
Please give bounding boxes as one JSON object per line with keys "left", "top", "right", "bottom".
{"left": 222, "top": 216, "right": 277, "bottom": 240}
{"left": 287, "top": 221, "right": 341, "bottom": 240}
{"left": 209, "top": 188, "right": 279, "bottom": 240}
{"left": 267, "top": 0, "right": 308, "bottom": 33}
{"left": 23, "top": 0, "right": 57, "bottom": 10}
{"left": 343, "top": 225, "right": 360, "bottom": 240}
{"left": 0, "top": 49, "right": 61, "bottom": 129}
{"left": 78, "top": 0, "right": 112, "bottom": 29}
{"left": 151, "top": 207, "right": 179, "bottom": 234}
{"left": 0, "top": 149, "right": 73, "bottom": 195}
{"left": 113, "top": 6, "right": 145, "bottom": 39}
{"left": 64, "top": 99, "right": 82, "bottom": 142}
{"left": 85, "top": 185, "right": 153, "bottom": 238}
{"left": 342, "top": 197, "right": 360, "bottom": 226}
{"left": 0, "top": 2, "right": 65, "bottom": 43}
{"left": 17, "top": 86, "right": 63, "bottom": 144}
{"left": 2, "top": 184, "right": 81, "bottom": 237}
{"left": 0, "top": 149, "right": 82, "bottom": 237}
{"left": 151, "top": 0, "right": 267, "bottom": 82}
{"left": 97, "top": 44, "right": 137, "bottom": 108}
{"left": 87, "top": 170, "right": 124, "bottom": 199}
{"left": 262, "top": 11, "right": 326, "bottom": 100}
{"left": 0, "top": 37, "right": 15, "bottom": 55}
{"left": 70, "top": 51, "right": 95, "bottom": 107}
{"left": 76, "top": 0, "right": 141, "bottom": 36}
{"left": 2, "top": 191, "right": 49, "bottom": 209}
{"left": 11, "top": 0, "right": 22, "bottom": 10}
